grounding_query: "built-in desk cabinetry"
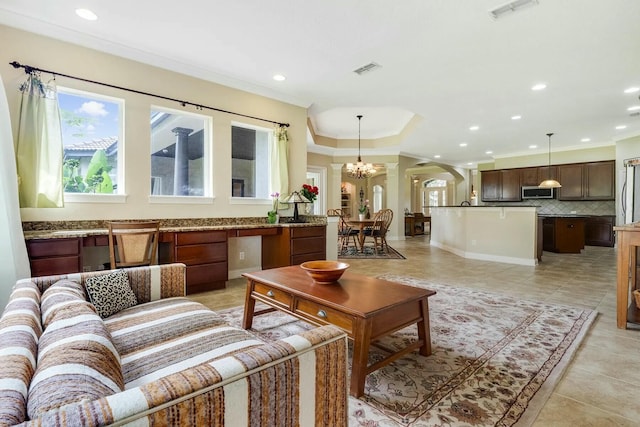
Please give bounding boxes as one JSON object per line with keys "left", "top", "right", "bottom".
{"left": 24, "top": 224, "right": 327, "bottom": 295}
{"left": 262, "top": 226, "right": 326, "bottom": 269}
{"left": 26, "top": 238, "right": 82, "bottom": 277}
{"left": 162, "top": 231, "right": 228, "bottom": 294}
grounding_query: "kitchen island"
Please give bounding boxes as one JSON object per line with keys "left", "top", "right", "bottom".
{"left": 430, "top": 206, "right": 540, "bottom": 266}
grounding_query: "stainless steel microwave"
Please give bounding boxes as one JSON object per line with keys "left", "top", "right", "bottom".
{"left": 521, "top": 186, "right": 554, "bottom": 199}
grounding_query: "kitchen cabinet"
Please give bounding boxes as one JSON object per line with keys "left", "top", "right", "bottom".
{"left": 542, "top": 217, "right": 586, "bottom": 253}
{"left": 520, "top": 168, "right": 540, "bottom": 186}
{"left": 585, "top": 216, "right": 615, "bottom": 247}
{"left": 480, "top": 169, "right": 521, "bottom": 202}
{"left": 26, "top": 238, "right": 82, "bottom": 276}
{"left": 262, "top": 225, "right": 326, "bottom": 269}
{"left": 557, "top": 161, "right": 615, "bottom": 201}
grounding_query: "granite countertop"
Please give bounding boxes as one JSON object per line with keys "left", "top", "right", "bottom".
{"left": 22, "top": 217, "right": 327, "bottom": 240}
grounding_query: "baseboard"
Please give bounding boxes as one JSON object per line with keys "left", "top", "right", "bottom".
{"left": 228, "top": 266, "right": 261, "bottom": 279}
{"left": 430, "top": 240, "right": 537, "bottom": 266}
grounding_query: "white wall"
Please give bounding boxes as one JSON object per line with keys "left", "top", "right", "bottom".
{"left": 430, "top": 206, "right": 538, "bottom": 266}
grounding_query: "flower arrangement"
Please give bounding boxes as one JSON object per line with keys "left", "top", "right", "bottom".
{"left": 300, "top": 184, "right": 319, "bottom": 202}
{"left": 359, "top": 199, "right": 369, "bottom": 214}
{"left": 268, "top": 192, "right": 280, "bottom": 215}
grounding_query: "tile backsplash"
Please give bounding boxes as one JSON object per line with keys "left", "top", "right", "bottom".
{"left": 488, "top": 199, "right": 616, "bottom": 216}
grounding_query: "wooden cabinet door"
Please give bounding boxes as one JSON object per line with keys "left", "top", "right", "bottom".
{"left": 481, "top": 170, "right": 501, "bottom": 201}
{"left": 557, "top": 164, "right": 584, "bottom": 200}
{"left": 500, "top": 169, "right": 521, "bottom": 201}
{"left": 585, "top": 216, "right": 615, "bottom": 247}
{"left": 521, "top": 168, "right": 539, "bottom": 186}
{"left": 585, "top": 161, "right": 615, "bottom": 200}
{"left": 537, "top": 166, "right": 557, "bottom": 184}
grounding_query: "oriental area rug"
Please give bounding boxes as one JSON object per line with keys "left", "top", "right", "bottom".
{"left": 217, "top": 275, "right": 596, "bottom": 426}
{"left": 338, "top": 245, "right": 406, "bottom": 260}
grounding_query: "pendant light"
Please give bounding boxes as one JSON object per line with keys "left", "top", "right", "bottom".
{"left": 346, "top": 115, "right": 376, "bottom": 179}
{"left": 539, "top": 132, "right": 562, "bottom": 188}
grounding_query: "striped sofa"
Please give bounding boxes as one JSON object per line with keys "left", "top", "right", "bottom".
{"left": 0, "top": 263, "right": 348, "bottom": 426}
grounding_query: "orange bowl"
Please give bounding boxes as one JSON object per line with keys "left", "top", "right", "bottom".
{"left": 300, "top": 260, "right": 350, "bottom": 284}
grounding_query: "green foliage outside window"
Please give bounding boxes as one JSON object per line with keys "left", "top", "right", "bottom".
{"left": 63, "top": 149, "right": 114, "bottom": 193}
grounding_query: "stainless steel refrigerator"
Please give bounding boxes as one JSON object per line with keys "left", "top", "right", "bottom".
{"left": 622, "top": 157, "right": 640, "bottom": 224}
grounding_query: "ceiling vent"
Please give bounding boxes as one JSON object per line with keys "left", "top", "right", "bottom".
{"left": 489, "top": 0, "right": 539, "bottom": 19}
{"left": 353, "top": 62, "right": 381, "bottom": 75}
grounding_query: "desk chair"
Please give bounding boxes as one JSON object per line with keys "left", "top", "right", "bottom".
{"left": 108, "top": 221, "right": 160, "bottom": 269}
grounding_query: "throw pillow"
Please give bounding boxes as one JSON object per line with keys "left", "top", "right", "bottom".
{"left": 85, "top": 269, "right": 138, "bottom": 318}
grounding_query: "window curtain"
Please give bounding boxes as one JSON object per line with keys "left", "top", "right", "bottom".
{"left": 15, "top": 73, "right": 64, "bottom": 208}
{"left": 0, "top": 73, "right": 31, "bottom": 309}
{"left": 271, "top": 125, "right": 289, "bottom": 201}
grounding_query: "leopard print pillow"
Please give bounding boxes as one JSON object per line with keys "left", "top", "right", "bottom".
{"left": 84, "top": 269, "right": 138, "bottom": 318}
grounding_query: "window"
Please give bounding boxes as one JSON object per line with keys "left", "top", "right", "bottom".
{"left": 58, "top": 88, "right": 123, "bottom": 194}
{"left": 425, "top": 179, "right": 447, "bottom": 213}
{"left": 231, "top": 123, "right": 273, "bottom": 198}
{"left": 150, "top": 107, "right": 211, "bottom": 197}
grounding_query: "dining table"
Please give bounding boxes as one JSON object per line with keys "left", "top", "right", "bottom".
{"left": 345, "top": 218, "right": 375, "bottom": 252}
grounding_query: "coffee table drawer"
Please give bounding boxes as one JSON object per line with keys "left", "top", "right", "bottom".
{"left": 253, "top": 282, "right": 292, "bottom": 307}
{"left": 295, "top": 299, "right": 353, "bottom": 334}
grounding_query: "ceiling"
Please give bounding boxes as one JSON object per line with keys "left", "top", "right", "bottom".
{"left": 1, "top": 0, "right": 639, "bottom": 168}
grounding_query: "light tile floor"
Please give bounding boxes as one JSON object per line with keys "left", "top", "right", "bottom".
{"left": 189, "top": 236, "right": 640, "bottom": 426}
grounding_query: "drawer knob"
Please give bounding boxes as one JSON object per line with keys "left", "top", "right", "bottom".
{"left": 266, "top": 290, "right": 275, "bottom": 297}
{"left": 317, "top": 310, "right": 327, "bottom": 318}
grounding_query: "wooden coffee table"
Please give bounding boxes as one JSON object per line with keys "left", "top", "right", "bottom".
{"left": 242, "top": 266, "right": 436, "bottom": 397}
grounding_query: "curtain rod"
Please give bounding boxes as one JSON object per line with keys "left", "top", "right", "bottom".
{"left": 9, "top": 61, "right": 289, "bottom": 128}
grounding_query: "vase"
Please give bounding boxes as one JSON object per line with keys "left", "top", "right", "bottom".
{"left": 358, "top": 213, "right": 365, "bottom": 221}
{"left": 267, "top": 213, "right": 279, "bottom": 224}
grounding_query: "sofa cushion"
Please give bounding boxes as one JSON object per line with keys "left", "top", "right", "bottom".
{"left": 27, "top": 290, "right": 124, "bottom": 419}
{"left": 85, "top": 269, "right": 138, "bottom": 318}
{"left": 104, "top": 298, "right": 265, "bottom": 388}
{"left": 0, "top": 281, "right": 42, "bottom": 426}
{"left": 40, "top": 279, "right": 89, "bottom": 328}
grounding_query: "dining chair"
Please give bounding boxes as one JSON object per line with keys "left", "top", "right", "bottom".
{"left": 328, "top": 209, "right": 359, "bottom": 252}
{"left": 363, "top": 209, "right": 393, "bottom": 253}
{"left": 107, "top": 221, "right": 160, "bottom": 269}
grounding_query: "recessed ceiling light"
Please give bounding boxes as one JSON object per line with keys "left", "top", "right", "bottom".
{"left": 581, "top": 138, "right": 591, "bottom": 142}
{"left": 624, "top": 87, "right": 639, "bottom": 94}
{"left": 469, "top": 126, "right": 479, "bottom": 131}
{"left": 467, "top": 162, "right": 473, "bottom": 166}
{"left": 616, "top": 125, "right": 627, "bottom": 130}
{"left": 272, "top": 74, "right": 286, "bottom": 81}
{"left": 531, "top": 83, "right": 547, "bottom": 91}
{"left": 529, "top": 145, "right": 537, "bottom": 149}
{"left": 75, "top": 8, "right": 97, "bottom": 20}
{"left": 485, "top": 150, "right": 493, "bottom": 154}
{"left": 434, "top": 155, "right": 441, "bottom": 159}
{"left": 511, "top": 115, "right": 522, "bottom": 120}
{"left": 627, "top": 105, "right": 640, "bottom": 111}
{"left": 459, "top": 143, "right": 468, "bottom": 147}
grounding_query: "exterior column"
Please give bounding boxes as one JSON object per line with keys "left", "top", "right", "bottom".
{"left": 172, "top": 127, "right": 192, "bottom": 195}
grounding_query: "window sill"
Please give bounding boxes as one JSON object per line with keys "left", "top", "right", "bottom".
{"left": 63, "top": 193, "right": 128, "bottom": 204}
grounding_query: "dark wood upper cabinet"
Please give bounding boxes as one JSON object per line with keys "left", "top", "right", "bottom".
{"left": 557, "top": 164, "right": 584, "bottom": 200}
{"left": 500, "top": 169, "right": 521, "bottom": 201}
{"left": 480, "top": 170, "right": 501, "bottom": 201}
{"left": 557, "top": 160, "right": 615, "bottom": 201}
{"left": 480, "top": 169, "right": 521, "bottom": 202}
{"left": 584, "top": 161, "right": 615, "bottom": 200}
{"left": 520, "top": 167, "right": 539, "bottom": 186}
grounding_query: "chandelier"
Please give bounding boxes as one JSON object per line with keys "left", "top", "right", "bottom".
{"left": 346, "top": 115, "right": 376, "bottom": 179}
